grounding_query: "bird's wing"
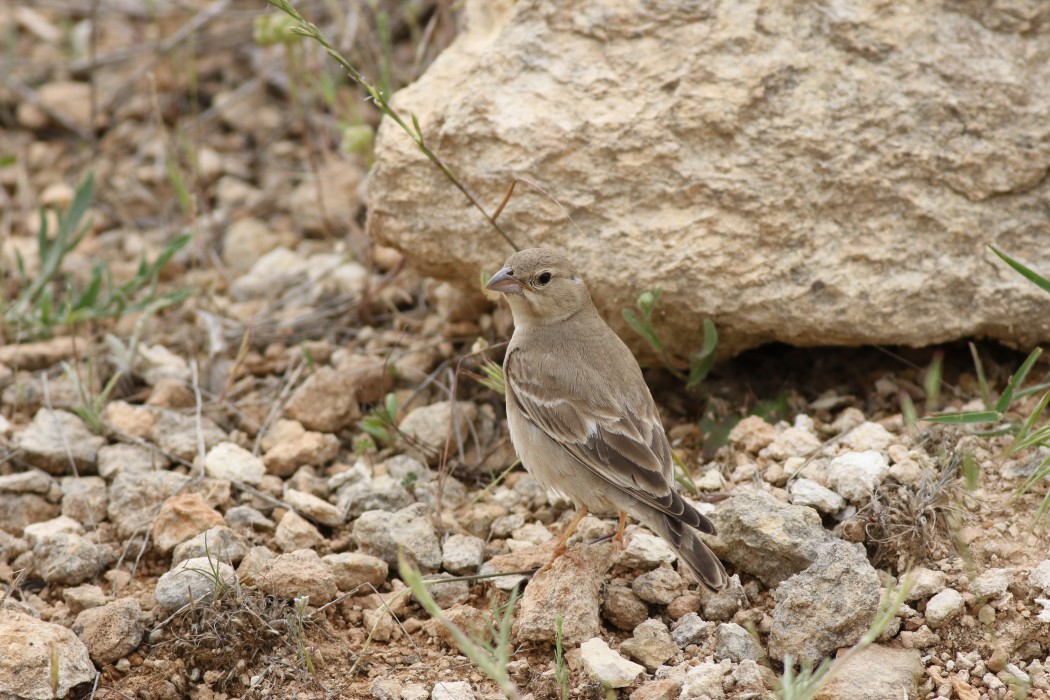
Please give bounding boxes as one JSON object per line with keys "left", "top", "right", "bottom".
{"left": 505, "top": 347, "right": 709, "bottom": 531}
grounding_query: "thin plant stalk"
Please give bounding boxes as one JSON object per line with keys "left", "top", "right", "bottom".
{"left": 263, "top": 0, "right": 520, "bottom": 252}
{"left": 400, "top": 553, "right": 522, "bottom": 700}
{"left": 779, "top": 575, "right": 912, "bottom": 700}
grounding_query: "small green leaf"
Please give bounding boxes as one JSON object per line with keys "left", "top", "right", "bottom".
{"left": 637, "top": 288, "right": 662, "bottom": 321}
{"left": 153, "top": 233, "right": 191, "bottom": 271}
{"left": 253, "top": 12, "right": 300, "bottom": 46}
{"left": 360, "top": 417, "right": 392, "bottom": 446}
{"left": 622, "top": 308, "right": 664, "bottom": 355}
{"left": 686, "top": 319, "right": 718, "bottom": 390}
{"left": 341, "top": 123, "right": 375, "bottom": 156}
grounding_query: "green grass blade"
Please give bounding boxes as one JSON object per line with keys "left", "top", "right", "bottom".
{"left": 1017, "top": 452, "right": 1050, "bottom": 517}
{"left": 900, "top": 392, "right": 918, "bottom": 429}
{"left": 59, "top": 174, "right": 95, "bottom": 254}
{"left": 924, "top": 351, "right": 943, "bottom": 412}
{"left": 1015, "top": 379, "right": 1050, "bottom": 400}
{"left": 73, "top": 266, "right": 104, "bottom": 311}
{"left": 36, "top": 205, "right": 50, "bottom": 257}
{"left": 921, "top": 410, "right": 1002, "bottom": 425}
{"left": 1007, "top": 389, "right": 1050, "bottom": 454}
{"left": 996, "top": 347, "right": 1043, "bottom": 413}
{"left": 990, "top": 245, "right": 1050, "bottom": 294}
{"left": 38, "top": 289, "right": 53, "bottom": 327}
{"left": 971, "top": 426, "right": 1021, "bottom": 438}
{"left": 66, "top": 174, "right": 95, "bottom": 232}
{"left": 28, "top": 208, "right": 62, "bottom": 303}
{"left": 399, "top": 553, "right": 521, "bottom": 700}
{"left": 671, "top": 451, "right": 699, "bottom": 496}
{"left": 968, "top": 342, "right": 991, "bottom": 409}
{"left": 962, "top": 453, "right": 979, "bottom": 490}
{"left": 152, "top": 233, "right": 192, "bottom": 272}
{"left": 495, "top": 586, "right": 518, "bottom": 663}
{"left": 15, "top": 248, "right": 26, "bottom": 284}
{"left": 123, "top": 288, "right": 194, "bottom": 317}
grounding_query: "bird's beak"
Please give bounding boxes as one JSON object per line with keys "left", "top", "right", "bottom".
{"left": 486, "top": 267, "right": 530, "bottom": 295}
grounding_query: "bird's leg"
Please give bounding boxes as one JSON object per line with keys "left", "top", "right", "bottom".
{"left": 536, "top": 506, "right": 589, "bottom": 575}
{"left": 612, "top": 511, "right": 628, "bottom": 551}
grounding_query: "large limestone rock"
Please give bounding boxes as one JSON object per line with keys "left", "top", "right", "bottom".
{"left": 0, "top": 610, "right": 95, "bottom": 699}
{"left": 368, "top": 0, "right": 1050, "bottom": 357}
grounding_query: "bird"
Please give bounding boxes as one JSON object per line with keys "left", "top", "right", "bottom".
{"left": 486, "top": 248, "right": 728, "bottom": 591}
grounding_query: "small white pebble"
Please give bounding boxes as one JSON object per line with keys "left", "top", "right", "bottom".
{"left": 1004, "top": 663, "right": 1030, "bottom": 683}
{"left": 983, "top": 672, "right": 1004, "bottom": 690}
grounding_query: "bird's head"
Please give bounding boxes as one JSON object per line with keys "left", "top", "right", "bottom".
{"left": 486, "top": 248, "right": 593, "bottom": 327}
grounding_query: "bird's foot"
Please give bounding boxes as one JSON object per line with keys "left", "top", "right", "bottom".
{"left": 611, "top": 532, "right": 636, "bottom": 554}
{"left": 534, "top": 506, "right": 590, "bottom": 576}
{"left": 612, "top": 511, "right": 629, "bottom": 552}
{"left": 535, "top": 545, "right": 568, "bottom": 576}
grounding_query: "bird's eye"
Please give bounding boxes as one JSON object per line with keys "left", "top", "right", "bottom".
{"left": 536, "top": 272, "right": 552, "bottom": 286}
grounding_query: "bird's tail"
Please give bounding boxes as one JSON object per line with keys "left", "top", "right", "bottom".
{"left": 653, "top": 511, "right": 728, "bottom": 592}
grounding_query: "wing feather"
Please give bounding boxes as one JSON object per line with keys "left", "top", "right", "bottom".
{"left": 506, "top": 347, "right": 706, "bottom": 530}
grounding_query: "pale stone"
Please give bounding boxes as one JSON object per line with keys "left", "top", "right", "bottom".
{"left": 398, "top": 401, "right": 478, "bottom": 466}
{"left": 203, "top": 441, "right": 266, "bottom": 486}
{"left": 0, "top": 611, "right": 95, "bottom": 698}
{"left": 368, "top": 0, "right": 1050, "bottom": 357}
{"left": 579, "top": 637, "right": 644, "bottom": 689}
{"left": 283, "top": 488, "right": 343, "bottom": 527}
{"left": 1029, "top": 560, "right": 1050, "bottom": 595}
{"left": 154, "top": 558, "right": 237, "bottom": 612}
{"left": 827, "top": 451, "right": 890, "bottom": 501}
{"left": 618, "top": 532, "right": 677, "bottom": 569}
{"left": 322, "top": 552, "right": 389, "bottom": 592}
{"left": 789, "top": 478, "right": 845, "bottom": 514}
{"left": 274, "top": 510, "right": 325, "bottom": 552}
{"left": 16, "top": 409, "right": 104, "bottom": 475}
{"left": 925, "top": 589, "right": 965, "bottom": 629}
{"left": 150, "top": 493, "right": 225, "bottom": 554}
{"left": 904, "top": 567, "right": 948, "bottom": 601}
{"left": 256, "top": 549, "right": 338, "bottom": 604}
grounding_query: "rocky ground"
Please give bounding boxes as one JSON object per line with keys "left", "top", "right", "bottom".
{"left": 2, "top": 2, "right": 1050, "bottom": 700}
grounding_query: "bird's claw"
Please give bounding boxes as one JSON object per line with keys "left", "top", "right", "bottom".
{"left": 612, "top": 511, "right": 629, "bottom": 552}
{"left": 535, "top": 545, "right": 568, "bottom": 576}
